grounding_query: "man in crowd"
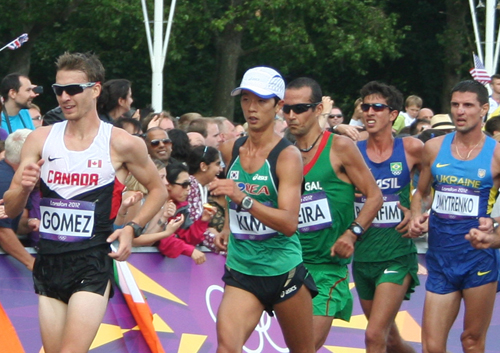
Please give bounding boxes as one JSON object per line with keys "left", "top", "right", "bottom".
{"left": 326, "top": 106, "right": 344, "bottom": 129}
{"left": 210, "top": 66, "right": 317, "bottom": 353}
{"left": 214, "top": 116, "right": 239, "bottom": 142}
{"left": 0, "top": 73, "right": 37, "bottom": 133}
{"left": 188, "top": 117, "right": 223, "bottom": 148}
{"left": 144, "top": 126, "right": 173, "bottom": 164}
{"left": 355, "top": 81, "right": 423, "bottom": 353}
{"left": 4, "top": 52, "right": 166, "bottom": 353}
{"left": 284, "top": 77, "right": 382, "bottom": 350}
{"left": 410, "top": 80, "right": 499, "bottom": 353}
{"left": 0, "top": 129, "right": 35, "bottom": 270}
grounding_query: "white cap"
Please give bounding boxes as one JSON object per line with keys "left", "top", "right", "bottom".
{"left": 231, "top": 67, "right": 285, "bottom": 100}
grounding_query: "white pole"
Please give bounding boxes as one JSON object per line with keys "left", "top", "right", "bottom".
{"left": 485, "top": 0, "right": 496, "bottom": 74}
{"left": 141, "top": 0, "right": 154, "bottom": 70}
{"left": 151, "top": 0, "right": 164, "bottom": 111}
{"left": 162, "top": 0, "right": 177, "bottom": 67}
{"left": 494, "top": 20, "right": 500, "bottom": 73}
{"left": 469, "top": 0, "right": 484, "bottom": 62}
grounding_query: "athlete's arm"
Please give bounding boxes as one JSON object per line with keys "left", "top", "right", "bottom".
{"left": 466, "top": 224, "right": 500, "bottom": 249}
{"left": 397, "top": 137, "right": 425, "bottom": 236}
{"left": 0, "top": 226, "right": 35, "bottom": 271}
{"left": 4, "top": 129, "right": 47, "bottom": 218}
{"left": 331, "top": 136, "right": 382, "bottom": 258}
{"left": 409, "top": 137, "right": 441, "bottom": 237}
{"left": 208, "top": 145, "right": 303, "bottom": 236}
{"left": 107, "top": 130, "right": 168, "bottom": 260}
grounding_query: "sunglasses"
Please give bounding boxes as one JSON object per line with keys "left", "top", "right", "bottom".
{"left": 149, "top": 139, "right": 172, "bottom": 147}
{"left": 282, "top": 102, "right": 320, "bottom": 115}
{"left": 328, "top": 114, "right": 343, "bottom": 119}
{"left": 150, "top": 138, "right": 172, "bottom": 147}
{"left": 360, "top": 103, "right": 394, "bottom": 112}
{"left": 171, "top": 181, "right": 191, "bottom": 189}
{"left": 52, "top": 82, "right": 98, "bottom": 96}
{"left": 202, "top": 145, "right": 208, "bottom": 159}
{"left": 32, "top": 115, "right": 42, "bottom": 121}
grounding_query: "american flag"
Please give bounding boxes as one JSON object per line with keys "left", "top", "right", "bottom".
{"left": 469, "top": 53, "right": 491, "bottom": 84}
{"left": 6, "top": 33, "right": 29, "bottom": 50}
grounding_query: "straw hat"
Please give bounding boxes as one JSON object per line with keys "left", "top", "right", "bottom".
{"left": 431, "top": 114, "right": 455, "bottom": 130}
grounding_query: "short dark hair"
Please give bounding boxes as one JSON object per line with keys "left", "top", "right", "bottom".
{"left": 485, "top": 115, "right": 500, "bottom": 135}
{"left": 286, "top": 77, "right": 322, "bottom": 103}
{"left": 55, "top": 52, "right": 105, "bottom": 83}
{"left": 0, "top": 73, "right": 23, "bottom": 101}
{"left": 360, "top": 81, "right": 404, "bottom": 112}
{"left": 114, "top": 116, "right": 142, "bottom": 134}
{"left": 451, "top": 80, "right": 488, "bottom": 106}
{"left": 187, "top": 145, "right": 219, "bottom": 174}
{"left": 409, "top": 118, "right": 431, "bottom": 136}
{"left": 491, "top": 74, "right": 500, "bottom": 81}
{"left": 166, "top": 160, "right": 189, "bottom": 184}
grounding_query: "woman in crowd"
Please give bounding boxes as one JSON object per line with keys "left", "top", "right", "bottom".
{"left": 134, "top": 161, "right": 216, "bottom": 264}
{"left": 186, "top": 145, "right": 225, "bottom": 252}
{"left": 97, "top": 79, "right": 133, "bottom": 122}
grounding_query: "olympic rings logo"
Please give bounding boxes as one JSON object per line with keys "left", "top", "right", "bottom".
{"left": 206, "top": 285, "right": 289, "bottom": 353}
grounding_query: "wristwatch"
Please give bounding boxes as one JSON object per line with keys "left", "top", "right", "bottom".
{"left": 125, "top": 221, "right": 144, "bottom": 238}
{"left": 237, "top": 196, "right": 254, "bottom": 212}
{"left": 349, "top": 221, "right": 364, "bottom": 240}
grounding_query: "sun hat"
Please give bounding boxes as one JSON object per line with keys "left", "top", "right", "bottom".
{"left": 431, "top": 114, "right": 455, "bottom": 130}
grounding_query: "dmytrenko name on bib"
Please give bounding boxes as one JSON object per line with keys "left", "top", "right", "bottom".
{"left": 229, "top": 201, "right": 279, "bottom": 240}
{"left": 431, "top": 184, "right": 480, "bottom": 220}
{"left": 355, "top": 194, "right": 402, "bottom": 228}
{"left": 298, "top": 191, "right": 332, "bottom": 233}
{"left": 39, "top": 198, "right": 95, "bottom": 242}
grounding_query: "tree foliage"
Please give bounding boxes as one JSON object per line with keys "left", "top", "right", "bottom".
{"left": 0, "top": 0, "right": 482, "bottom": 121}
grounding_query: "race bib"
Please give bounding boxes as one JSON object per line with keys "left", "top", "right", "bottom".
{"left": 39, "top": 198, "right": 95, "bottom": 242}
{"left": 229, "top": 201, "right": 279, "bottom": 241}
{"left": 431, "top": 184, "right": 479, "bottom": 220}
{"left": 355, "top": 194, "right": 402, "bottom": 228}
{"left": 298, "top": 191, "right": 332, "bottom": 233}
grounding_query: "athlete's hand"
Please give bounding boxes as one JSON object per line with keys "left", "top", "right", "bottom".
{"left": 21, "top": 159, "right": 44, "bottom": 193}
{"left": 108, "top": 227, "right": 133, "bottom": 261}
{"left": 396, "top": 202, "right": 411, "bottom": 237}
{"left": 191, "top": 248, "right": 206, "bottom": 265}
{"left": 466, "top": 228, "right": 497, "bottom": 249}
{"left": 477, "top": 217, "right": 495, "bottom": 233}
{"left": 0, "top": 199, "right": 6, "bottom": 219}
{"left": 335, "top": 124, "right": 361, "bottom": 141}
{"left": 331, "top": 231, "right": 356, "bottom": 258}
{"left": 208, "top": 178, "right": 245, "bottom": 204}
{"left": 214, "top": 228, "right": 229, "bottom": 252}
{"left": 409, "top": 213, "right": 429, "bottom": 238}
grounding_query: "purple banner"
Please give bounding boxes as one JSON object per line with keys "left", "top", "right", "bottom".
{"left": 1, "top": 252, "right": 500, "bottom": 352}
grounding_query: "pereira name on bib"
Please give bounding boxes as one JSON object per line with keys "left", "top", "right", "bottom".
{"left": 298, "top": 191, "right": 332, "bottom": 233}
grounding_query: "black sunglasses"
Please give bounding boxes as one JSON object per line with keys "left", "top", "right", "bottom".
{"left": 360, "top": 103, "right": 394, "bottom": 112}
{"left": 171, "top": 181, "right": 191, "bottom": 189}
{"left": 328, "top": 114, "right": 343, "bottom": 118}
{"left": 52, "top": 82, "right": 98, "bottom": 96}
{"left": 150, "top": 138, "right": 172, "bottom": 147}
{"left": 282, "top": 102, "right": 321, "bottom": 115}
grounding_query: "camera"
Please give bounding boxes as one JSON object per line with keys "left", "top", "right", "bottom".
{"left": 33, "top": 86, "right": 43, "bottom": 94}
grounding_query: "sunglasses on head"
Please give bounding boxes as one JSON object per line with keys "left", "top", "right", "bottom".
{"left": 150, "top": 138, "right": 172, "bottom": 147}
{"left": 360, "top": 103, "right": 393, "bottom": 112}
{"left": 282, "top": 102, "right": 321, "bottom": 115}
{"left": 201, "top": 145, "right": 208, "bottom": 159}
{"left": 52, "top": 82, "right": 98, "bottom": 96}
{"left": 171, "top": 181, "right": 191, "bottom": 189}
{"left": 328, "top": 114, "right": 343, "bottom": 119}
